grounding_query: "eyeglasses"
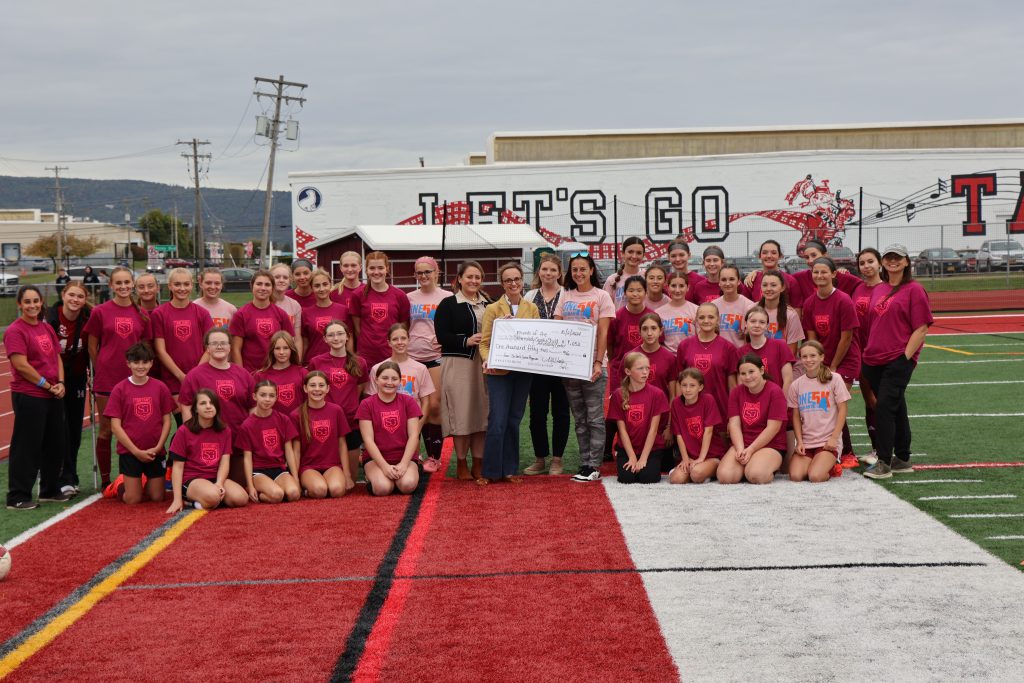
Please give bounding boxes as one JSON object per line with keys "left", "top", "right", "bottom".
{"left": 569, "top": 250, "right": 589, "bottom": 258}
{"left": 415, "top": 270, "right": 435, "bottom": 276}
{"left": 502, "top": 277, "right": 523, "bottom": 285}
{"left": 207, "top": 341, "right": 230, "bottom": 347}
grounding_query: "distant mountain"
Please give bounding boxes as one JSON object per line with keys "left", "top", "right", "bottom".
{"left": 0, "top": 176, "right": 292, "bottom": 245}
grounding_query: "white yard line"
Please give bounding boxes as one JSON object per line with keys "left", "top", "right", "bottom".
{"left": 919, "top": 494, "right": 1016, "bottom": 501}
{"left": 918, "top": 358, "right": 1024, "bottom": 365}
{"left": 949, "top": 513, "right": 1024, "bottom": 519}
{"left": 986, "top": 535, "right": 1024, "bottom": 540}
{"left": 909, "top": 380, "right": 1024, "bottom": 388}
{"left": 910, "top": 413, "right": 1024, "bottom": 418}
{"left": 890, "top": 479, "right": 983, "bottom": 484}
{"left": 4, "top": 494, "right": 102, "bottom": 548}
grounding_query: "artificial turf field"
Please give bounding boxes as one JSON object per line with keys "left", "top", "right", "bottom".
{"left": 2, "top": 324, "right": 1024, "bottom": 681}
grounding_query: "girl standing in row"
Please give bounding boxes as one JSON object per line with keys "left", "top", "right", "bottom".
{"left": 852, "top": 248, "right": 885, "bottom": 464}
{"left": 712, "top": 265, "right": 755, "bottom": 348}
{"left": 656, "top": 272, "right": 698, "bottom": 353}
{"left": 643, "top": 265, "right": 669, "bottom": 310}
{"left": 152, "top": 268, "right": 213, "bottom": 415}
{"left": 632, "top": 313, "right": 676, "bottom": 400}
{"left": 757, "top": 271, "right": 804, "bottom": 355}
{"left": 230, "top": 270, "right": 292, "bottom": 373}
{"left": 271, "top": 263, "right": 304, "bottom": 359}
{"left": 331, "top": 251, "right": 365, "bottom": 309}
{"left": 307, "top": 320, "right": 367, "bottom": 480}
{"left": 672, "top": 302, "right": 739, "bottom": 422}
{"left": 603, "top": 236, "right": 646, "bottom": 309}
{"left": 406, "top": 256, "right": 451, "bottom": 469}
{"left": 285, "top": 258, "right": 317, "bottom": 309}
{"left": 301, "top": 269, "right": 351, "bottom": 363}
{"left": 47, "top": 281, "right": 91, "bottom": 496}
{"left": 254, "top": 332, "right": 308, "bottom": 416}
{"left": 194, "top": 268, "right": 237, "bottom": 329}
{"left": 741, "top": 240, "right": 802, "bottom": 303}
{"left": 664, "top": 239, "right": 705, "bottom": 304}
{"left": 351, "top": 251, "right": 410, "bottom": 367}
{"left": 690, "top": 246, "right": 726, "bottom": 304}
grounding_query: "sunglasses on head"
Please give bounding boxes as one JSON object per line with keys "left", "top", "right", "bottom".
{"left": 569, "top": 250, "right": 589, "bottom": 258}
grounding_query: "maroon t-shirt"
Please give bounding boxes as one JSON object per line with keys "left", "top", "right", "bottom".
{"left": 793, "top": 269, "right": 861, "bottom": 306}
{"left": 104, "top": 377, "right": 175, "bottom": 456}
{"left": 608, "top": 306, "right": 655, "bottom": 381}
{"left": 673, "top": 335, "right": 740, "bottom": 419}
{"left": 170, "top": 425, "right": 233, "bottom": 481}
{"left": 284, "top": 288, "right": 317, "bottom": 309}
{"left": 179, "top": 363, "right": 255, "bottom": 428}
{"left": 852, "top": 281, "right": 888, "bottom": 349}
{"left": 330, "top": 283, "right": 365, "bottom": 309}
{"left": 670, "top": 393, "right": 726, "bottom": 460}
{"left": 253, "top": 364, "right": 308, "bottom": 416}
{"left": 4, "top": 318, "right": 61, "bottom": 398}
{"left": 689, "top": 278, "right": 723, "bottom": 304}
{"left": 728, "top": 382, "right": 788, "bottom": 451}
{"left": 290, "top": 402, "right": 350, "bottom": 472}
{"left": 229, "top": 302, "right": 293, "bottom": 372}
{"left": 236, "top": 411, "right": 299, "bottom": 469}
{"left": 682, "top": 271, "right": 708, "bottom": 305}
{"left": 83, "top": 300, "right": 148, "bottom": 393}
{"left": 356, "top": 393, "right": 423, "bottom": 464}
{"left": 741, "top": 270, "right": 801, "bottom": 304}
{"left": 863, "top": 281, "right": 933, "bottom": 365}
{"left": 307, "top": 352, "right": 368, "bottom": 425}
{"left": 606, "top": 383, "right": 670, "bottom": 451}
{"left": 801, "top": 289, "right": 861, "bottom": 379}
{"left": 631, "top": 345, "right": 677, "bottom": 397}
{"left": 738, "top": 338, "right": 796, "bottom": 388}
{"left": 151, "top": 301, "right": 214, "bottom": 394}
{"left": 300, "top": 302, "right": 352, "bottom": 363}
{"left": 351, "top": 285, "right": 411, "bottom": 366}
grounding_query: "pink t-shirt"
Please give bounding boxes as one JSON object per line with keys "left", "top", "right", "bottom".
{"left": 742, "top": 270, "right": 801, "bottom": 304}
{"left": 104, "top": 377, "right": 175, "bottom": 455}
{"left": 356, "top": 393, "right": 423, "bottom": 464}
{"left": 787, "top": 373, "right": 852, "bottom": 449}
{"left": 673, "top": 335, "right": 740, "bottom": 420}
{"left": 606, "top": 383, "right": 670, "bottom": 451}
{"left": 193, "top": 297, "right": 237, "bottom": 330}
{"left": 285, "top": 288, "right": 317, "bottom": 309}
{"left": 728, "top": 381, "right": 788, "bottom": 451}
{"left": 300, "top": 302, "right": 352, "bottom": 363}
{"left": 603, "top": 268, "right": 647, "bottom": 309}
{"left": 764, "top": 306, "right": 805, "bottom": 346}
{"left": 801, "top": 289, "right": 861, "bottom": 379}
{"left": 169, "top": 425, "right": 233, "bottom": 481}
{"left": 712, "top": 295, "right": 755, "bottom": 348}
{"left": 179, "top": 362, "right": 255, "bottom": 428}
{"left": 608, "top": 306, "right": 656, "bottom": 380}
{"left": 229, "top": 302, "right": 293, "bottom": 372}
{"left": 151, "top": 301, "right": 214, "bottom": 394}
{"left": 738, "top": 338, "right": 796, "bottom": 388}
{"left": 307, "top": 352, "right": 368, "bottom": 425}
{"left": 367, "top": 357, "right": 435, "bottom": 399}
{"left": 275, "top": 296, "right": 303, "bottom": 336}
{"left": 351, "top": 285, "right": 411, "bottom": 366}
{"left": 631, "top": 345, "right": 677, "bottom": 397}
{"left": 852, "top": 281, "right": 888, "bottom": 349}
{"left": 83, "top": 300, "right": 149, "bottom": 393}
{"left": 689, "top": 278, "right": 723, "bottom": 304}
{"left": 642, "top": 295, "right": 669, "bottom": 312}
{"left": 655, "top": 300, "right": 698, "bottom": 353}
{"left": 236, "top": 411, "right": 299, "bottom": 469}
{"left": 253, "top": 364, "right": 308, "bottom": 416}
{"left": 290, "top": 402, "right": 350, "bottom": 472}
{"left": 862, "top": 281, "right": 933, "bottom": 365}
{"left": 4, "top": 318, "right": 61, "bottom": 398}
{"left": 670, "top": 393, "right": 726, "bottom": 460}
{"left": 555, "top": 287, "right": 616, "bottom": 326}
{"left": 330, "top": 283, "right": 365, "bottom": 309}
{"left": 407, "top": 287, "right": 454, "bottom": 363}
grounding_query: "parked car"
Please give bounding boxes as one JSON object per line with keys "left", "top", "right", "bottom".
{"left": 729, "top": 256, "right": 762, "bottom": 276}
{"left": 163, "top": 258, "right": 198, "bottom": 269}
{"left": 220, "top": 267, "right": 256, "bottom": 292}
{"left": 688, "top": 255, "right": 707, "bottom": 276}
{"left": 977, "top": 239, "right": 1024, "bottom": 271}
{"left": 66, "top": 264, "right": 120, "bottom": 279}
{"left": 782, "top": 255, "right": 809, "bottom": 274}
{"left": 957, "top": 248, "right": 979, "bottom": 272}
{"left": 19, "top": 257, "right": 52, "bottom": 272}
{"left": 914, "top": 248, "right": 965, "bottom": 276}
{"left": 0, "top": 271, "right": 19, "bottom": 296}
{"left": 827, "top": 245, "right": 857, "bottom": 270}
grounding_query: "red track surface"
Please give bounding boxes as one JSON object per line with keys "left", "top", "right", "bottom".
{"left": 927, "top": 314, "right": 1024, "bottom": 335}
{"left": 929, "top": 288, "right": 1024, "bottom": 312}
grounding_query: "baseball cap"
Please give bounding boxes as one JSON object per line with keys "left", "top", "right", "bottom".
{"left": 882, "top": 243, "right": 909, "bottom": 258}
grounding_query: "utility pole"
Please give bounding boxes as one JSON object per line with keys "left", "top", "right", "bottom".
{"left": 254, "top": 74, "right": 307, "bottom": 267}
{"left": 177, "top": 139, "right": 211, "bottom": 265}
{"left": 46, "top": 166, "right": 69, "bottom": 265}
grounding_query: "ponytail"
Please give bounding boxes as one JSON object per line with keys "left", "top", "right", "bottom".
{"left": 620, "top": 351, "right": 645, "bottom": 412}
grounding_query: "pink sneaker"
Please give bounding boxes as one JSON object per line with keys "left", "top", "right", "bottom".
{"left": 422, "top": 457, "right": 441, "bottom": 473}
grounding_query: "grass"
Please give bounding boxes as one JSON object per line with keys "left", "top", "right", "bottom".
{"left": 917, "top": 272, "right": 1023, "bottom": 291}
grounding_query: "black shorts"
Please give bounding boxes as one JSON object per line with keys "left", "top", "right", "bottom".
{"left": 422, "top": 359, "right": 441, "bottom": 369}
{"left": 182, "top": 476, "right": 217, "bottom": 501}
{"left": 119, "top": 453, "right": 166, "bottom": 480}
{"left": 253, "top": 467, "right": 287, "bottom": 480}
{"left": 345, "top": 430, "right": 363, "bottom": 451}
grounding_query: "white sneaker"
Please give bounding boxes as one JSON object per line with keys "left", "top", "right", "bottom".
{"left": 571, "top": 466, "right": 601, "bottom": 482}
{"left": 858, "top": 450, "right": 878, "bottom": 466}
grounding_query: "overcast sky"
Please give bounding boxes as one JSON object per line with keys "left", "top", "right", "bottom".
{"left": 2, "top": 0, "right": 1022, "bottom": 191}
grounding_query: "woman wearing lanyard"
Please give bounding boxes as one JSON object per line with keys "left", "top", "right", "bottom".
{"left": 522, "top": 254, "right": 570, "bottom": 475}
{"left": 6, "top": 286, "right": 70, "bottom": 509}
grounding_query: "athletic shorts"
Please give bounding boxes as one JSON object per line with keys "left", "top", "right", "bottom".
{"left": 298, "top": 466, "right": 338, "bottom": 476}
{"left": 422, "top": 359, "right": 441, "bottom": 369}
{"left": 800, "top": 444, "right": 839, "bottom": 458}
{"left": 182, "top": 476, "right": 217, "bottom": 501}
{"left": 119, "top": 453, "right": 166, "bottom": 479}
{"left": 345, "top": 430, "right": 363, "bottom": 451}
{"left": 253, "top": 467, "right": 287, "bottom": 480}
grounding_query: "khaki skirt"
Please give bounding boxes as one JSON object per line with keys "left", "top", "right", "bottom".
{"left": 440, "top": 355, "right": 488, "bottom": 436}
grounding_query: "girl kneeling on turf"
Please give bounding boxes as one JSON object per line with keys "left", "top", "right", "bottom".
{"left": 787, "top": 341, "right": 851, "bottom": 482}
{"left": 292, "top": 371, "right": 351, "bottom": 498}
{"left": 357, "top": 361, "right": 423, "bottom": 496}
{"left": 606, "top": 352, "right": 670, "bottom": 484}
{"left": 669, "top": 368, "right": 726, "bottom": 484}
{"left": 718, "top": 354, "right": 787, "bottom": 485}
{"left": 167, "top": 389, "right": 248, "bottom": 512}
{"left": 237, "top": 380, "right": 302, "bottom": 503}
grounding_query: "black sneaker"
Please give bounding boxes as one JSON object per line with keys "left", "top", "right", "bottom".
{"left": 38, "top": 492, "right": 74, "bottom": 503}
{"left": 862, "top": 460, "right": 892, "bottom": 480}
{"left": 571, "top": 466, "right": 601, "bottom": 483}
{"left": 890, "top": 458, "right": 913, "bottom": 474}
{"left": 6, "top": 500, "right": 39, "bottom": 510}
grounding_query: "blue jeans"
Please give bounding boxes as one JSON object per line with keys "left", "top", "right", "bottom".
{"left": 483, "top": 372, "right": 533, "bottom": 479}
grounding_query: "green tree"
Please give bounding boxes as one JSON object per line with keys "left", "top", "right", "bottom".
{"left": 139, "top": 209, "right": 193, "bottom": 256}
{"left": 25, "top": 233, "right": 106, "bottom": 267}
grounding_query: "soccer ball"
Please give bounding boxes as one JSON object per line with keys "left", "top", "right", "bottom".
{"left": 0, "top": 544, "right": 10, "bottom": 581}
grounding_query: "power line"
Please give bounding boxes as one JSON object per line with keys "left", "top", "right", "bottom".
{"left": 0, "top": 144, "right": 177, "bottom": 164}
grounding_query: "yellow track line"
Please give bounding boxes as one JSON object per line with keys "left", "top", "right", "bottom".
{"left": 924, "top": 343, "right": 974, "bottom": 356}
{"left": 0, "top": 510, "right": 206, "bottom": 678}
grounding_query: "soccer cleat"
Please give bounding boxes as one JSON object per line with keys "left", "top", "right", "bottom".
{"left": 858, "top": 450, "right": 878, "bottom": 466}
{"left": 840, "top": 453, "right": 859, "bottom": 469}
{"left": 862, "top": 460, "right": 892, "bottom": 479}
{"left": 60, "top": 485, "right": 78, "bottom": 497}
{"left": 890, "top": 458, "right": 913, "bottom": 474}
{"left": 103, "top": 474, "right": 125, "bottom": 499}
{"left": 6, "top": 500, "right": 39, "bottom": 510}
{"left": 571, "top": 466, "right": 601, "bottom": 482}
{"left": 523, "top": 459, "right": 547, "bottom": 475}
{"left": 830, "top": 463, "right": 843, "bottom": 478}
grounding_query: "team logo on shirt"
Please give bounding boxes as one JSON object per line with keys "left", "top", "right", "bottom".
{"left": 721, "top": 314, "right": 742, "bottom": 333}
{"left": 36, "top": 334, "right": 53, "bottom": 353}
{"left": 686, "top": 416, "right": 704, "bottom": 438}
{"left": 114, "top": 317, "right": 135, "bottom": 339}
{"left": 381, "top": 409, "right": 401, "bottom": 433}
{"left": 767, "top": 322, "right": 782, "bottom": 339}
{"left": 370, "top": 303, "right": 389, "bottom": 322}
{"left": 256, "top": 318, "right": 274, "bottom": 338}
{"left": 329, "top": 367, "right": 349, "bottom": 387}
{"left": 132, "top": 397, "right": 153, "bottom": 421}
{"left": 215, "top": 380, "right": 235, "bottom": 400}
{"left": 399, "top": 375, "right": 416, "bottom": 396}
{"left": 315, "top": 316, "right": 332, "bottom": 334}
{"left": 627, "top": 325, "right": 641, "bottom": 346}
{"left": 312, "top": 419, "right": 331, "bottom": 443}
{"left": 874, "top": 297, "right": 892, "bottom": 316}
{"left": 798, "top": 390, "right": 831, "bottom": 412}
{"left": 648, "top": 363, "right": 657, "bottom": 380}
{"left": 562, "top": 301, "right": 595, "bottom": 320}
{"left": 814, "top": 315, "right": 831, "bottom": 336}
{"left": 174, "top": 319, "right": 192, "bottom": 341}
{"left": 627, "top": 404, "right": 645, "bottom": 425}
{"left": 693, "top": 353, "right": 712, "bottom": 372}
{"left": 277, "top": 383, "right": 295, "bottom": 405}
{"left": 261, "top": 429, "right": 279, "bottom": 451}
{"left": 200, "top": 443, "right": 219, "bottom": 464}
{"left": 410, "top": 303, "right": 438, "bottom": 320}
{"left": 854, "top": 297, "right": 870, "bottom": 317}
{"left": 742, "top": 401, "right": 761, "bottom": 425}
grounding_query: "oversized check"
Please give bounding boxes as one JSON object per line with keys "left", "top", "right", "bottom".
{"left": 486, "top": 318, "right": 596, "bottom": 380}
